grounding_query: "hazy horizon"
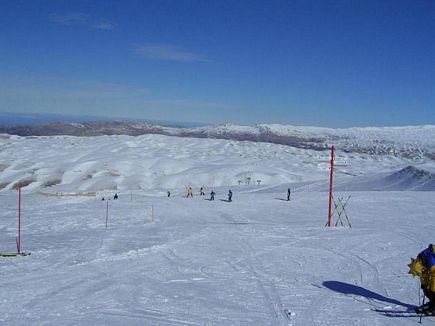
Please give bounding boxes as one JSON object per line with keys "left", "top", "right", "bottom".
{"left": 0, "top": 111, "right": 208, "bottom": 128}
{"left": 1, "top": 110, "right": 435, "bottom": 129}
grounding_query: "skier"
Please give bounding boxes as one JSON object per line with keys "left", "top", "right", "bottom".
{"left": 210, "top": 190, "right": 215, "bottom": 201}
{"left": 167, "top": 191, "right": 171, "bottom": 198}
{"left": 287, "top": 188, "right": 291, "bottom": 201}
{"left": 114, "top": 193, "right": 118, "bottom": 200}
{"left": 228, "top": 190, "right": 233, "bottom": 202}
{"left": 408, "top": 244, "right": 435, "bottom": 315}
{"left": 187, "top": 187, "right": 193, "bottom": 198}
{"left": 200, "top": 186, "right": 205, "bottom": 196}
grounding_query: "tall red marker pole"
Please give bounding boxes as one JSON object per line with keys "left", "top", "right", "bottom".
{"left": 18, "top": 182, "right": 21, "bottom": 254}
{"left": 327, "top": 145, "right": 335, "bottom": 227}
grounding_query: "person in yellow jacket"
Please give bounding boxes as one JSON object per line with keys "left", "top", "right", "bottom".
{"left": 187, "top": 187, "right": 193, "bottom": 198}
{"left": 408, "top": 244, "right": 435, "bottom": 314}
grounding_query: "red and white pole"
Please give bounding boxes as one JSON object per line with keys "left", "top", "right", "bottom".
{"left": 327, "top": 145, "right": 335, "bottom": 227}
{"left": 18, "top": 182, "right": 21, "bottom": 254}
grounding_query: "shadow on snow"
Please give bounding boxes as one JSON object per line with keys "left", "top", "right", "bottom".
{"left": 322, "top": 281, "right": 415, "bottom": 310}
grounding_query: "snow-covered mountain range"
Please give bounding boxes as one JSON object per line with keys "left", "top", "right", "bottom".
{"left": 1, "top": 123, "right": 434, "bottom": 193}
{"left": 2, "top": 121, "right": 435, "bottom": 157}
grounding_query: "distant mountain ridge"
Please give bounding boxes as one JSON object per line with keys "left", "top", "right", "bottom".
{"left": 1, "top": 120, "right": 435, "bottom": 160}
{"left": 0, "top": 112, "right": 204, "bottom": 128}
{"left": 0, "top": 121, "right": 327, "bottom": 151}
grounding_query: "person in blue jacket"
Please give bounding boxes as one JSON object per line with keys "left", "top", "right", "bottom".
{"left": 228, "top": 190, "right": 233, "bottom": 202}
{"left": 409, "top": 244, "right": 435, "bottom": 314}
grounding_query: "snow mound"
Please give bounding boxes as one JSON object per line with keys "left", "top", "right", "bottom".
{"left": 384, "top": 166, "right": 435, "bottom": 190}
{"left": 337, "top": 166, "right": 435, "bottom": 191}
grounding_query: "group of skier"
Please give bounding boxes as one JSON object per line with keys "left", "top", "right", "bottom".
{"left": 166, "top": 186, "right": 289, "bottom": 203}
{"left": 182, "top": 186, "right": 232, "bottom": 202}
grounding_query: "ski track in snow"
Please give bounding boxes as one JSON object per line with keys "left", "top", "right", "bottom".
{"left": 1, "top": 191, "right": 433, "bottom": 325}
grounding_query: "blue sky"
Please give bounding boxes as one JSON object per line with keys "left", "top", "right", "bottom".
{"left": 1, "top": 0, "right": 434, "bottom": 127}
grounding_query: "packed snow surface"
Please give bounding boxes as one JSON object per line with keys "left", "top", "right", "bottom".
{"left": 1, "top": 130, "right": 435, "bottom": 325}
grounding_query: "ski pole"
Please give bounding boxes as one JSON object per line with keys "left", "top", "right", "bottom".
{"left": 419, "top": 293, "right": 425, "bottom": 324}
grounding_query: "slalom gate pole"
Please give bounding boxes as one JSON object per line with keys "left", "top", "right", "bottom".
{"left": 18, "top": 182, "right": 21, "bottom": 254}
{"left": 327, "top": 145, "right": 335, "bottom": 227}
{"left": 105, "top": 201, "right": 109, "bottom": 229}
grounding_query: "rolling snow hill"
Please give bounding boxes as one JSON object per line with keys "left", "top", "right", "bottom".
{"left": 1, "top": 124, "right": 434, "bottom": 193}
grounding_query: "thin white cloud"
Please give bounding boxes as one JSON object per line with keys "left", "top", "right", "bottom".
{"left": 48, "top": 12, "right": 89, "bottom": 25}
{"left": 92, "top": 22, "right": 114, "bottom": 30}
{"left": 136, "top": 45, "right": 213, "bottom": 63}
{"left": 49, "top": 12, "right": 114, "bottom": 30}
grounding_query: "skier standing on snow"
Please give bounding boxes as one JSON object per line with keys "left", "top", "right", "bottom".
{"left": 408, "top": 244, "right": 435, "bottom": 315}
{"left": 210, "top": 190, "right": 215, "bottom": 201}
{"left": 228, "top": 190, "right": 233, "bottom": 202}
{"left": 200, "top": 186, "right": 205, "bottom": 196}
{"left": 187, "top": 187, "right": 193, "bottom": 198}
{"left": 167, "top": 191, "right": 171, "bottom": 197}
{"left": 287, "top": 188, "right": 291, "bottom": 201}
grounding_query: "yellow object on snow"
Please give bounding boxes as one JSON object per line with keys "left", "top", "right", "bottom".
{"left": 408, "top": 257, "right": 435, "bottom": 293}
{"left": 408, "top": 257, "right": 425, "bottom": 277}
{"left": 429, "top": 265, "right": 435, "bottom": 292}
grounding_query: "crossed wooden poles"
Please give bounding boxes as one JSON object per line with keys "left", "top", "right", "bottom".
{"left": 325, "top": 195, "right": 352, "bottom": 228}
